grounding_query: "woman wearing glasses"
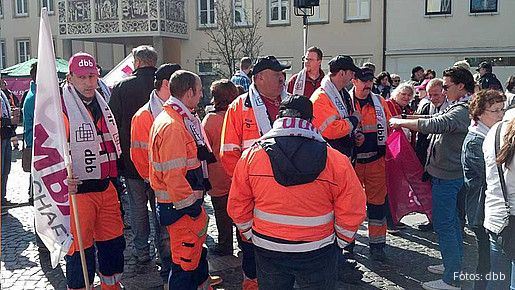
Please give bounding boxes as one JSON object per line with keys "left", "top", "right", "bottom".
{"left": 462, "top": 90, "right": 506, "bottom": 290}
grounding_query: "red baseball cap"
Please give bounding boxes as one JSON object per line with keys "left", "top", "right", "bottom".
{"left": 69, "top": 52, "right": 98, "bottom": 76}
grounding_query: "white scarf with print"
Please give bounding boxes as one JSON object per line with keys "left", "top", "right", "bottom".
{"left": 148, "top": 90, "right": 166, "bottom": 119}
{"left": 62, "top": 83, "right": 121, "bottom": 180}
{"left": 320, "top": 75, "right": 349, "bottom": 118}
{"left": 293, "top": 68, "right": 307, "bottom": 96}
{"left": 260, "top": 117, "right": 325, "bottom": 143}
{"left": 248, "top": 83, "right": 288, "bottom": 135}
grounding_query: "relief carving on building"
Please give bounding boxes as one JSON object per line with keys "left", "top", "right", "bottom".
{"left": 122, "top": 20, "right": 149, "bottom": 32}
{"left": 95, "top": 21, "right": 120, "bottom": 33}
{"left": 67, "top": 0, "right": 91, "bottom": 22}
{"left": 96, "top": 0, "right": 118, "bottom": 20}
{"left": 121, "top": 0, "right": 148, "bottom": 20}
{"left": 68, "top": 23, "right": 92, "bottom": 34}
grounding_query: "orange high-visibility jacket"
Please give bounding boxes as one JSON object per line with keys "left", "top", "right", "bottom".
{"left": 220, "top": 94, "right": 263, "bottom": 176}
{"left": 130, "top": 106, "right": 153, "bottom": 181}
{"left": 227, "top": 144, "right": 367, "bottom": 252}
{"left": 310, "top": 88, "right": 355, "bottom": 140}
{"left": 149, "top": 104, "right": 203, "bottom": 207}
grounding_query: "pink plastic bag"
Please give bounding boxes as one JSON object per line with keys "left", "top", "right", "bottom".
{"left": 386, "top": 129, "right": 432, "bottom": 223}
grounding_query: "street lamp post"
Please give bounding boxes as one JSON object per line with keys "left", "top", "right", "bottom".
{"left": 294, "top": 0, "right": 320, "bottom": 56}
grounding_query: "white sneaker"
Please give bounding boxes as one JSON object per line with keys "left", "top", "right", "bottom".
{"left": 427, "top": 264, "right": 445, "bottom": 275}
{"left": 422, "top": 279, "right": 461, "bottom": 290}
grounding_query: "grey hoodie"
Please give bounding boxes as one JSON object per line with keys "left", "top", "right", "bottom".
{"left": 417, "top": 101, "right": 470, "bottom": 180}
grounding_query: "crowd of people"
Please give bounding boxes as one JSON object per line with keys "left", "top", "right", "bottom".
{"left": 1, "top": 44, "right": 515, "bottom": 290}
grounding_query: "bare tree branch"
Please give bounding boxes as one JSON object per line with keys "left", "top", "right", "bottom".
{"left": 202, "top": 0, "right": 263, "bottom": 78}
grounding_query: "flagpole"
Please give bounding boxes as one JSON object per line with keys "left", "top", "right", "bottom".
{"left": 36, "top": 8, "right": 90, "bottom": 289}
{"left": 67, "top": 164, "right": 90, "bottom": 290}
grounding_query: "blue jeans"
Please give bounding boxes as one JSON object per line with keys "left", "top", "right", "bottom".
{"left": 1, "top": 138, "right": 12, "bottom": 203}
{"left": 431, "top": 176, "right": 464, "bottom": 286}
{"left": 254, "top": 245, "right": 337, "bottom": 290}
{"left": 126, "top": 178, "right": 170, "bottom": 278}
{"left": 488, "top": 233, "right": 514, "bottom": 290}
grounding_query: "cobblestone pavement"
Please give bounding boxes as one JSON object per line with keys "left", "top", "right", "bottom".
{"left": 2, "top": 154, "right": 479, "bottom": 289}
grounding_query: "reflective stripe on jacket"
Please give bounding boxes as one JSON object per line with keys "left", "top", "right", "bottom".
{"left": 227, "top": 145, "right": 367, "bottom": 252}
{"left": 353, "top": 93, "right": 392, "bottom": 163}
{"left": 310, "top": 88, "right": 354, "bottom": 140}
{"left": 220, "top": 94, "right": 262, "bottom": 176}
{"left": 130, "top": 106, "right": 153, "bottom": 181}
{"left": 149, "top": 104, "right": 203, "bottom": 207}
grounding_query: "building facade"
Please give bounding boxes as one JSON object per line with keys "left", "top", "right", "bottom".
{"left": 1, "top": 0, "right": 385, "bottom": 81}
{"left": 386, "top": 0, "right": 515, "bottom": 84}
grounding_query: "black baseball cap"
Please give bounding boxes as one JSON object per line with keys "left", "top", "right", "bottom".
{"left": 476, "top": 61, "right": 492, "bottom": 72}
{"left": 279, "top": 94, "right": 313, "bottom": 121}
{"left": 328, "top": 55, "right": 361, "bottom": 74}
{"left": 355, "top": 67, "right": 375, "bottom": 81}
{"left": 155, "top": 63, "right": 182, "bottom": 81}
{"left": 252, "top": 56, "right": 291, "bottom": 75}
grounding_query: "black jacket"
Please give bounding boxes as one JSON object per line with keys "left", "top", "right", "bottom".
{"left": 479, "top": 73, "right": 503, "bottom": 91}
{"left": 109, "top": 66, "right": 157, "bottom": 179}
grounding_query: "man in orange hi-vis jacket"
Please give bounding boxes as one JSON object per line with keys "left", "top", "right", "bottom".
{"left": 130, "top": 63, "right": 181, "bottom": 282}
{"left": 220, "top": 55, "right": 291, "bottom": 290}
{"left": 228, "top": 95, "right": 366, "bottom": 290}
{"left": 149, "top": 70, "right": 217, "bottom": 290}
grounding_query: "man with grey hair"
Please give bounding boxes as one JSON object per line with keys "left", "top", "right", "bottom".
{"left": 231, "top": 57, "right": 253, "bottom": 92}
{"left": 109, "top": 45, "right": 161, "bottom": 272}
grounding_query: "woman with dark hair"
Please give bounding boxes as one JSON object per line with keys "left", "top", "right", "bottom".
{"left": 483, "top": 109, "right": 515, "bottom": 290}
{"left": 462, "top": 90, "right": 506, "bottom": 290}
{"left": 424, "top": 69, "right": 436, "bottom": 80}
{"left": 505, "top": 75, "right": 515, "bottom": 107}
{"left": 202, "top": 79, "right": 239, "bottom": 256}
{"left": 373, "top": 71, "right": 392, "bottom": 99}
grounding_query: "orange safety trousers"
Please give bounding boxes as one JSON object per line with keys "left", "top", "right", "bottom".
{"left": 354, "top": 157, "right": 387, "bottom": 246}
{"left": 66, "top": 183, "right": 125, "bottom": 290}
{"left": 166, "top": 208, "right": 210, "bottom": 289}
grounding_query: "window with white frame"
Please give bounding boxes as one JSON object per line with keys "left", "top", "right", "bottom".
{"left": 426, "top": 0, "right": 451, "bottom": 15}
{"left": 345, "top": 0, "right": 370, "bottom": 21}
{"left": 198, "top": 0, "right": 216, "bottom": 27}
{"left": 0, "top": 41, "right": 6, "bottom": 69}
{"left": 41, "top": 0, "right": 55, "bottom": 14}
{"left": 233, "top": 0, "right": 250, "bottom": 26}
{"left": 17, "top": 39, "right": 30, "bottom": 63}
{"left": 308, "top": 0, "right": 329, "bottom": 24}
{"left": 269, "top": 0, "right": 289, "bottom": 24}
{"left": 470, "top": 0, "right": 497, "bottom": 13}
{"left": 15, "top": 0, "right": 28, "bottom": 16}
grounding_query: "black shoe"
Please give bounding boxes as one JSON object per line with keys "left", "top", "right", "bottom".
{"left": 418, "top": 222, "right": 433, "bottom": 232}
{"left": 338, "top": 259, "right": 363, "bottom": 283}
{"left": 370, "top": 248, "right": 386, "bottom": 262}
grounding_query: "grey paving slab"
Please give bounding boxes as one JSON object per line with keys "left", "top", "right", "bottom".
{"left": 2, "top": 156, "right": 480, "bottom": 290}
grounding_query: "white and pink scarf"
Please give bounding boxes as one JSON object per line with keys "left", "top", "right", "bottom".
{"left": 260, "top": 117, "right": 325, "bottom": 143}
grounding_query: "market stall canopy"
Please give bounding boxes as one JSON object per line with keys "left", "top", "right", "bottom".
{"left": 1, "top": 57, "right": 68, "bottom": 78}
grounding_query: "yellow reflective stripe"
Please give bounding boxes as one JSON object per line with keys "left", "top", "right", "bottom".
{"left": 155, "top": 191, "right": 170, "bottom": 200}
{"left": 318, "top": 115, "right": 338, "bottom": 133}
{"left": 241, "top": 228, "right": 253, "bottom": 240}
{"left": 254, "top": 208, "right": 334, "bottom": 227}
{"left": 242, "top": 139, "right": 258, "bottom": 149}
{"left": 368, "top": 218, "right": 387, "bottom": 227}
{"left": 221, "top": 143, "right": 241, "bottom": 152}
{"left": 173, "top": 190, "right": 204, "bottom": 210}
{"left": 356, "top": 152, "right": 377, "bottom": 159}
{"left": 152, "top": 157, "right": 198, "bottom": 172}
{"left": 369, "top": 236, "right": 387, "bottom": 244}
{"left": 362, "top": 124, "right": 377, "bottom": 132}
{"left": 336, "top": 237, "right": 349, "bottom": 248}
{"left": 99, "top": 273, "right": 122, "bottom": 285}
{"left": 131, "top": 141, "right": 148, "bottom": 149}
{"left": 235, "top": 220, "right": 253, "bottom": 231}
{"left": 252, "top": 233, "right": 335, "bottom": 253}
{"left": 334, "top": 224, "right": 356, "bottom": 240}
